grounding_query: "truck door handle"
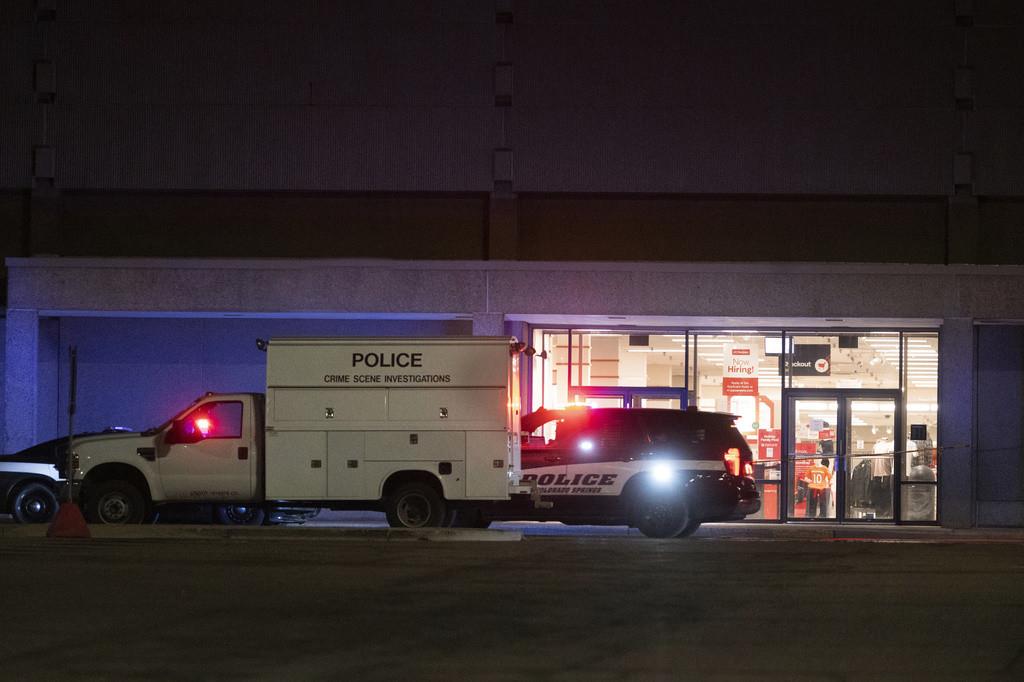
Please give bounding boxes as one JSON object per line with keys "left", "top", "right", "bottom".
{"left": 238, "top": 447, "right": 249, "bottom": 460}
{"left": 137, "top": 447, "right": 156, "bottom": 461}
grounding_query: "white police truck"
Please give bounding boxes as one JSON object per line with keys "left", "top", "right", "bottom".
{"left": 64, "top": 337, "right": 534, "bottom": 526}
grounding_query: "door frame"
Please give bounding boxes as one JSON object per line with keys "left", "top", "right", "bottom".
{"left": 568, "top": 386, "right": 687, "bottom": 408}
{"left": 783, "top": 388, "right": 903, "bottom": 523}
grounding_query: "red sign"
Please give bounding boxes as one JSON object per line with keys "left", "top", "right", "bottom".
{"left": 723, "top": 377, "right": 759, "bottom": 396}
{"left": 761, "top": 484, "right": 779, "bottom": 520}
{"left": 757, "top": 428, "right": 781, "bottom": 461}
{"left": 723, "top": 344, "right": 758, "bottom": 396}
{"left": 818, "top": 428, "right": 835, "bottom": 441}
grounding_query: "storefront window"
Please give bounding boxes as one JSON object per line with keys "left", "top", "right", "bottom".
{"left": 531, "top": 330, "right": 568, "bottom": 411}
{"left": 902, "top": 333, "right": 938, "bottom": 521}
{"left": 572, "top": 333, "right": 685, "bottom": 388}
{"left": 531, "top": 330, "right": 686, "bottom": 410}
{"left": 527, "top": 326, "right": 940, "bottom": 525}
{"left": 787, "top": 333, "right": 901, "bottom": 389}
{"left": 691, "top": 333, "right": 783, "bottom": 520}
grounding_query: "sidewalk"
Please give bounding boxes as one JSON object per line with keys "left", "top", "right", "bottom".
{"left": 2, "top": 515, "right": 1022, "bottom": 542}
{"left": 694, "top": 521, "right": 1024, "bottom": 542}
{"left": 0, "top": 522, "right": 521, "bottom": 542}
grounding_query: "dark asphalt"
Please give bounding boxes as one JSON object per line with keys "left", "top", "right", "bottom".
{"left": 1, "top": 531, "right": 1022, "bottom": 680}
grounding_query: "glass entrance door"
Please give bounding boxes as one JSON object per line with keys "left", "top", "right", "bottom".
{"left": 787, "top": 392, "right": 900, "bottom": 522}
{"left": 789, "top": 398, "right": 839, "bottom": 520}
{"left": 845, "top": 398, "right": 897, "bottom": 521}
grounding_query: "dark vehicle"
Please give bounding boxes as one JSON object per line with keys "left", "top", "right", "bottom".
{"left": 466, "top": 406, "right": 760, "bottom": 538}
{"left": 0, "top": 437, "right": 67, "bottom": 523}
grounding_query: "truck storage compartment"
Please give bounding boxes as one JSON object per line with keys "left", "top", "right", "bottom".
{"left": 327, "top": 431, "right": 366, "bottom": 498}
{"left": 265, "top": 430, "right": 327, "bottom": 499}
{"left": 466, "top": 431, "right": 514, "bottom": 498}
{"left": 387, "top": 387, "right": 506, "bottom": 428}
{"left": 271, "top": 388, "right": 387, "bottom": 424}
{"left": 365, "top": 431, "right": 465, "bottom": 463}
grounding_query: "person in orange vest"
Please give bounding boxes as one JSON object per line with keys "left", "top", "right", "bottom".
{"left": 804, "top": 458, "right": 833, "bottom": 518}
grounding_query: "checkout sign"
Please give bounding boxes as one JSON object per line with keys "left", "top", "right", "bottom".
{"left": 786, "top": 344, "right": 831, "bottom": 376}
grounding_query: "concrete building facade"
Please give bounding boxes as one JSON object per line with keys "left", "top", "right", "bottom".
{"left": 2, "top": 1, "right": 1024, "bottom": 526}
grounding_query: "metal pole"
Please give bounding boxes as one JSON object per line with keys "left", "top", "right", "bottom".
{"left": 66, "top": 346, "right": 77, "bottom": 503}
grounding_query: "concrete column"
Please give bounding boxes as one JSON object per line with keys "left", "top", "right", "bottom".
{"left": 472, "top": 313, "right": 505, "bottom": 336}
{"left": 938, "top": 317, "right": 975, "bottom": 528}
{"left": 505, "top": 320, "right": 528, "bottom": 344}
{"left": 4, "top": 309, "right": 39, "bottom": 452}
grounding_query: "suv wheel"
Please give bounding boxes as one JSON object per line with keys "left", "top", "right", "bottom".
{"left": 634, "top": 492, "right": 690, "bottom": 539}
{"left": 675, "top": 520, "right": 702, "bottom": 538}
{"left": 12, "top": 482, "right": 59, "bottom": 523}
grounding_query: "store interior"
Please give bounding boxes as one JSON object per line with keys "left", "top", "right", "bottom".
{"left": 529, "top": 329, "right": 938, "bottom": 523}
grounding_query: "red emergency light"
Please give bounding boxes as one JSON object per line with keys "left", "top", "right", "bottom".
{"left": 194, "top": 417, "right": 212, "bottom": 436}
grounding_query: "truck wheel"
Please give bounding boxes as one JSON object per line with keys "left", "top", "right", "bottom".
{"left": 634, "top": 493, "right": 690, "bottom": 539}
{"left": 85, "top": 480, "right": 147, "bottom": 524}
{"left": 385, "top": 482, "right": 447, "bottom": 529}
{"left": 215, "top": 504, "right": 266, "bottom": 525}
{"left": 11, "top": 482, "right": 60, "bottom": 524}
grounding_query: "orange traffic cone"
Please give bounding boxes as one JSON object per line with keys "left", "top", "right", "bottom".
{"left": 47, "top": 501, "right": 91, "bottom": 539}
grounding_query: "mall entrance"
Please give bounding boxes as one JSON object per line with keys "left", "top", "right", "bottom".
{"left": 785, "top": 390, "right": 901, "bottom": 522}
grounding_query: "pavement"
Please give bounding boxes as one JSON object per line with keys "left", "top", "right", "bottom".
{"left": 2, "top": 509, "right": 1023, "bottom": 542}
{"left": 3, "top": 528, "right": 1023, "bottom": 680}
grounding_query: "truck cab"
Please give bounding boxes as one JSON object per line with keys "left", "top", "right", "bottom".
{"left": 74, "top": 393, "right": 264, "bottom": 524}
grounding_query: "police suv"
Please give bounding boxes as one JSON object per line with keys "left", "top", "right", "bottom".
{"left": 468, "top": 406, "right": 760, "bottom": 538}
{"left": 0, "top": 436, "right": 72, "bottom": 523}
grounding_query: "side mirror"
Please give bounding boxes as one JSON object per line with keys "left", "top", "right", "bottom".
{"left": 164, "top": 419, "right": 203, "bottom": 445}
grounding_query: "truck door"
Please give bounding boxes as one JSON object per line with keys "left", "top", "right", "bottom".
{"left": 158, "top": 398, "right": 255, "bottom": 501}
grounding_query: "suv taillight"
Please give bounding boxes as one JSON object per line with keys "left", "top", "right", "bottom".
{"left": 724, "top": 448, "right": 755, "bottom": 478}
{"left": 724, "top": 448, "right": 741, "bottom": 477}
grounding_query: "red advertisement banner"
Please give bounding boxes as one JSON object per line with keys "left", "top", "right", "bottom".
{"left": 757, "top": 428, "right": 781, "bottom": 460}
{"left": 722, "top": 376, "right": 759, "bottom": 396}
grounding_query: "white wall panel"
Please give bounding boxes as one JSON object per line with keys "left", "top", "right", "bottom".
{"left": 55, "top": 23, "right": 186, "bottom": 105}
{"left": 515, "top": 0, "right": 950, "bottom": 27}
{"left": 0, "top": 105, "right": 36, "bottom": 187}
{"left": 0, "top": 26, "right": 34, "bottom": 106}
{"left": 972, "top": 109, "right": 1024, "bottom": 196}
{"left": 512, "top": 106, "right": 952, "bottom": 194}
{"left": 765, "top": 109, "right": 954, "bottom": 194}
{"left": 52, "top": 104, "right": 492, "bottom": 191}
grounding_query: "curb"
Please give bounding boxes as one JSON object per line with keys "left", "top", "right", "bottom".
{"left": 693, "top": 522, "right": 1024, "bottom": 542}
{"left": 0, "top": 524, "right": 522, "bottom": 542}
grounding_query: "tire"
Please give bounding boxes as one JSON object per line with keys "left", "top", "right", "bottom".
{"left": 385, "top": 482, "right": 447, "bottom": 529}
{"left": 84, "top": 480, "right": 147, "bottom": 524}
{"left": 633, "top": 491, "right": 690, "bottom": 539}
{"left": 675, "top": 520, "right": 701, "bottom": 538}
{"left": 215, "top": 504, "right": 266, "bottom": 525}
{"left": 11, "top": 482, "right": 60, "bottom": 524}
